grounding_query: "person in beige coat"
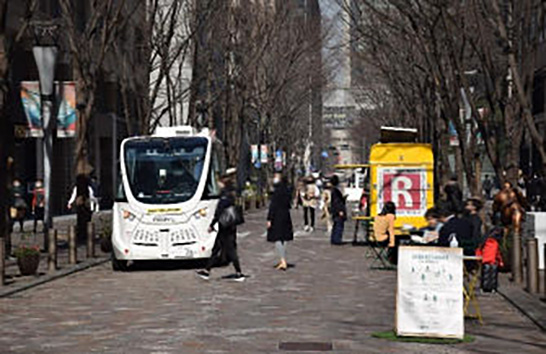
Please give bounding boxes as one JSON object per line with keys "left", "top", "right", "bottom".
{"left": 302, "top": 176, "right": 319, "bottom": 232}
{"left": 321, "top": 181, "right": 333, "bottom": 233}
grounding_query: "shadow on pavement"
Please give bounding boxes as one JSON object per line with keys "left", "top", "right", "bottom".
{"left": 126, "top": 259, "right": 208, "bottom": 272}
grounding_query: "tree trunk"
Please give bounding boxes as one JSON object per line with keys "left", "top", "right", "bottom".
{"left": 75, "top": 88, "right": 95, "bottom": 176}
{"left": 472, "top": 154, "right": 482, "bottom": 197}
{"left": 0, "top": 0, "right": 9, "bottom": 254}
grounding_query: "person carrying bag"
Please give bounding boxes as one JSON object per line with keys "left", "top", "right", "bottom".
{"left": 197, "top": 168, "right": 245, "bottom": 282}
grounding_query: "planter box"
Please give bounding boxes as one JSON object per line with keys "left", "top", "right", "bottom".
{"left": 17, "top": 253, "right": 40, "bottom": 276}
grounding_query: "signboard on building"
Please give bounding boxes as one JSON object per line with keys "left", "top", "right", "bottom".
{"left": 396, "top": 246, "right": 464, "bottom": 339}
{"left": 322, "top": 106, "right": 355, "bottom": 129}
{"left": 21, "top": 81, "right": 77, "bottom": 138}
{"left": 377, "top": 167, "right": 428, "bottom": 217}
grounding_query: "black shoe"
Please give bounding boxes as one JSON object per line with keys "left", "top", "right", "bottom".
{"left": 196, "top": 270, "right": 210, "bottom": 280}
{"left": 223, "top": 273, "right": 246, "bottom": 282}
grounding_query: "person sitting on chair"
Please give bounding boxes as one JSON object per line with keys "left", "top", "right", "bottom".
{"left": 372, "top": 202, "right": 396, "bottom": 247}
{"left": 418, "top": 207, "right": 443, "bottom": 244}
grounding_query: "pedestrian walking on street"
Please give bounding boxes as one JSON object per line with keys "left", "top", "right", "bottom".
{"left": 320, "top": 180, "right": 333, "bottom": 234}
{"left": 32, "top": 179, "right": 45, "bottom": 234}
{"left": 267, "top": 172, "right": 294, "bottom": 271}
{"left": 68, "top": 174, "right": 95, "bottom": 243}
{"left": 483, "top": 175, "right": 493, "bottom": 200}
{"left": 9, "top": 178, "right": 27, "bottom": 234}
{"left": 197, "top": 168, "right": 245, "bottom": 281}
{"left": 302, "top": 175, "right": 319, "bottom": 232}
{"left": 330, "top": 175, "right": 346, "bottom": 245}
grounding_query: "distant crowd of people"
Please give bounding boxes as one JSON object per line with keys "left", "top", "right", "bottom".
{"left": 5, "top": 174, "right": 99, "bottom": 258}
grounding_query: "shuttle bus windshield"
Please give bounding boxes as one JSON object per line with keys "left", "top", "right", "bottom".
{"left": 124, "top": 137, "right": 208, "bottom": 204}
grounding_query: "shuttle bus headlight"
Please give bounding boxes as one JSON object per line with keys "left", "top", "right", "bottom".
{"left": 193, "top": 208, "right": 208, "bottom": 219}
{"left": 123, "top": 209, "right": 137, "bottom": 222}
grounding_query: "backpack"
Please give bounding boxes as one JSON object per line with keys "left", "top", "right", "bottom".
{"left": 481, "top": 263, "right": 498, "bottom": 292}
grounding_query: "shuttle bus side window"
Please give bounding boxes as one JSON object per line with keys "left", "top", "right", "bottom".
{"left": 203, "top": 145, "right": 221, "bottom": 199}
{"left": 115, "top": 167, "right": 127, "bottom": 202}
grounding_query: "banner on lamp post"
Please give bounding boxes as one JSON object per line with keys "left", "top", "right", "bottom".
{"left": 251, "top": 144, "right": 259, "bottom": 164}
{"left": 20, "top": 81, "right": 77, "bottom": 138}
{"left": 260, "top": 145, "right": 268, "bottom": 164}
{"left": 274, "top": 150, "right": 283, "bottom": 171}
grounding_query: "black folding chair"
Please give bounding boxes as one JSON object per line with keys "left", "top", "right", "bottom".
{"left": 366, "top": 224, "right": 396, "bottom": 270}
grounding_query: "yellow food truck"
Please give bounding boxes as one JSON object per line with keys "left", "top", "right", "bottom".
{"left": 336, "top": 127, "right": 434, "bottom": 232}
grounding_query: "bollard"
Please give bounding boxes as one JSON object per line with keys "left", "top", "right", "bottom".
{"left": 512, "top": 231, "right": 523, "bottom": 283}
{"left": 48, "top": 229, "right": 57, "bottom": 272}
{"left": 542, "top": 243, "right": 546, "bottom": 300}
{"left": 526, "top": 238, "right": 539, "bottom": 293}
{"left": 86, "top": 222, "right": 95, "bottom": 258}
{"left": 0, "top": 238, "right": 4, "bottom": 286}
{"left": 69, "top": 225, "right": 77, "bottom": 265}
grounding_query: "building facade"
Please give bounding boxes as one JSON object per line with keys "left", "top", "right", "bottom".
{"left": 5, "top": 0, "right": 144, "bottom": 216}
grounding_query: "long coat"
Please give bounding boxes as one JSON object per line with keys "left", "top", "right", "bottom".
{"left": 267, "top": 181, "right": 294, "bottom": 242}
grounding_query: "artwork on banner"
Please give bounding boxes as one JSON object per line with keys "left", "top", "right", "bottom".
{"left": 274, "top": 150, "right": 283, "bottom": 171}
{"left": 20, "top": 81, "right": 77, "bottom": 138}
{"left": 251, "top": 145, "right": 259, "bottom": 164}
{"left": 377, "top": 167, "right": 427, "bottom": 217}
{"left": 396, "top": 246, "right": 464, "bottom": 339}
{"left": 260, "top": 145, "right": 268, "bottom": 164}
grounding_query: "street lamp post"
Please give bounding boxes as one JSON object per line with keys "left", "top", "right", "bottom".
{"left": 32, "top": 22, "right": 58, "bottom": 251}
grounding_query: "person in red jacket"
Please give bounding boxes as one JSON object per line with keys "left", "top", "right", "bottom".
{"left": 476, "top": 226, "right": 504, "bottom": 267}
{"left": 476, "top": 226, "right": 504, "bottom": 292}
{"left": 32, "top": 179, "right": 45, "bottom": 233}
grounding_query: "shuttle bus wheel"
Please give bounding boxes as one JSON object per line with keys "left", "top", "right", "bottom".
{"left": 112, "top": 255, "right": 129, "bottom": 271}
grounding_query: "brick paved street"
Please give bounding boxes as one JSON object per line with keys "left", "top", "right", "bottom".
{"left": 1, "top": 209, "right": 546, "bottom": 353}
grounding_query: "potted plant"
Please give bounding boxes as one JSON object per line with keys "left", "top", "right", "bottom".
{"left": 14, "top": 244, "right": 41, "bottom": 276}
{"left": 99, "top": 223, "right": 113, "bottom": 253}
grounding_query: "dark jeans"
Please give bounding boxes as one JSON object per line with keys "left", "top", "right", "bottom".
{"left": 206, "top": 230, "right": 241, "bottom": 273}
{"left": 303, "top": 207, "right": 315, "bottom": 227}
{"left": 9, "top": 218, "right": 24, "bottom": 233}
{"left": 34, "top": 207, "right": 44, "bottom": 233}
{"left": 77, "top": 206, "right": 92, "bottom": 244}
{"left": 331, "top": 217, "right": 345, "bottom": 244}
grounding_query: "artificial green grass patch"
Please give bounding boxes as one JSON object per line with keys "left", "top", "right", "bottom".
{"left": 371, "top": 331, "right": 475, "bottom": 344}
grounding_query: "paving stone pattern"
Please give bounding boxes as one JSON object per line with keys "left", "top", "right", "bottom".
{"left": 0, "top": 210, "right": 545, "bottom": 353}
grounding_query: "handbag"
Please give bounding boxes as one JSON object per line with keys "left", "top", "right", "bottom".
{"left": 219, "top": 205, "right": 244, "bottom": 228}
{"left": 10, "top": 207, "right": 17, "bottom": 219}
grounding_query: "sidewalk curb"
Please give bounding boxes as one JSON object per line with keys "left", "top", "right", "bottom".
{"left": 0, "top": 257, "right": 110, "bottom": 299}
{"left": 497, "top": 287, "right": 546, "bottom": 332}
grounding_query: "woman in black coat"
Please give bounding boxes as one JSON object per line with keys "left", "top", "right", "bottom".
{"left": 267, "top": 172, "right": 294, "bottom": 270}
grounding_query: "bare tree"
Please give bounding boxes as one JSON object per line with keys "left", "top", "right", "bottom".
{"left": 189, "top": 1, "right": 327, "bottom": 178}
{"left": 59, "top": 0, "right": 142, "bottom": 175}
{"left": 345, "top": 0, "right": 545, "bottom": 194}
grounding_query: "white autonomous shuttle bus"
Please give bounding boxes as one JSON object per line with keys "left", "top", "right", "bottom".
{"left": 112, "top": 126, "right": 225, "bottom": 270}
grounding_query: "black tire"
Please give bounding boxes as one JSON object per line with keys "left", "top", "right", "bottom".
{"left": 112, "top": 255, "right": 129, "bottom": 271}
